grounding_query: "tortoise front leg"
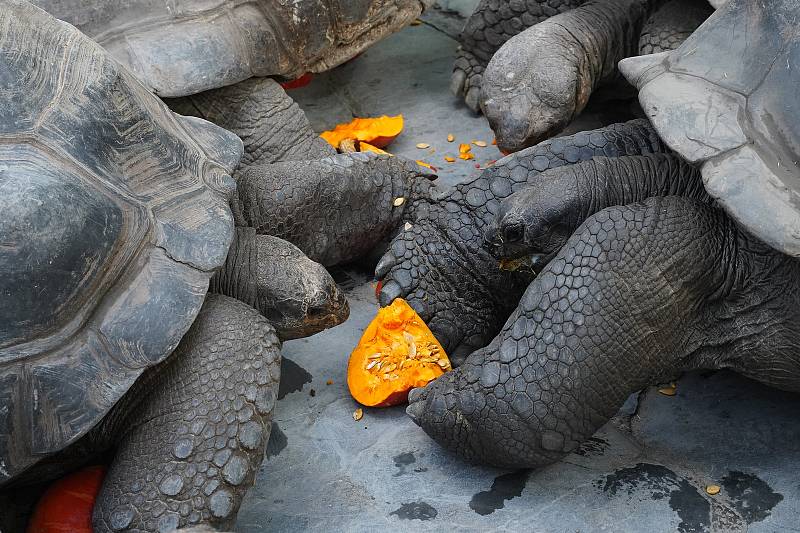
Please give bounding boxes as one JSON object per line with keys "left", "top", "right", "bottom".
{"left": 92, "top": 294, "right": 280, "bottom": 532}
{"left": 406, "top": 197, "right": 738, "bottom": 467}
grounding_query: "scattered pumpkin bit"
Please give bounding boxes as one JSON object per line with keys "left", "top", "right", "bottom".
{"left": 705, "top": 485, "right": 721, "bottom": 496}
{"left": 416, "top": 142, "right": 431, "bottom": 149}
{"left": 447, "top": 133, "right": 455, "bottom": 142}
{"left": 393, "top": 197, "right": 406, "bottom": 207}
{"left": 410, "top": 18, "right": 422, "bottom": 26}
{"left": 326, "top": 379, "right": 333, "bottom": 385}
{"left": 458, "top": 143, "right": 475, "bottom": 160}
{"left": 279, "top": 72, "right": 314, "bottom": 90}
{"left": 348, "top": 298, "right": 451, "bottom": 407}
{"left": 374, "top": 280, "right": 383, "bottom": 300}
{"left": 444, "top": 156, "right": 455, "bottom": 163}
{"left": 353, "top": 408, "right": 364, "bottom": 421}
{"left": 658, "top": 382, "right": 677, "bottom": 396}
{"left": 492, "top": 138, "right": 497, "bottom": 145}
{"left": 28, "top": 465, "right": 106, "bottom": 533}
{"left": 473, "top": 140, "right": 488, "bottom": 147}
{"left": 321, "top": 115, "right": 404, "bottom": 149}
{"left": 416, "top": 160, "right": 436, "bottom": 171}
{"left": 359, "top": 141, "right": 392, "bottom": 156}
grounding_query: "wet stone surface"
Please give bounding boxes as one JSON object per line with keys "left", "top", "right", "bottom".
{"left": 235, "top": 11, "right": 800, "bottom": 533}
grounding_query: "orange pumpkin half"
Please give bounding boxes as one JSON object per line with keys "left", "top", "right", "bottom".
{"left": 348, "top": 299, "right": 451, "bottom": 407}
{"left": 27, "top": 465, "right": 106, "bottom": 533}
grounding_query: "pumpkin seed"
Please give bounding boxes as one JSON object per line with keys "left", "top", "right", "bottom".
{"left": 367, "top": 353, "right": 382, "bottom": 359}
{"left": 706, "top": 485, "right": 721, "bottom": 495}
{"left": 404, "top": 222, "right": 413, "bottom": 231}
{"left": 473, "top": 140, "right": 487, "bottom": 147}
{"left": 393, "top": 197, "right": 405, "bottom": 207}
{"left": 366, "top": 360, "right": 378, "bottom": 370}
{"left": 416, "top": 143, "right": 430, "bottom": 149}
{"left": 353, "top": 408, "right": 363, "bottom": 421}
{"left": 658, "top": 383, "right": 677, "bottom": 396}
{"left": 447, "top": 134, "right": 455, "bottom": 142}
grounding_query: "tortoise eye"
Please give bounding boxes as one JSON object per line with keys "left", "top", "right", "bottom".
{"left": 504, "top": 222, "right": 524, "bottom": 243}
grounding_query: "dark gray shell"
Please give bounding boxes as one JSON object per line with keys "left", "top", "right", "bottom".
{"left": 0, "top": 1, "right": 242, "bottom": 484}
{"left": 620, "top": 0, "right": 800, "bottom": 256}
{"left": 32, "top": 0, "right": 427, "bottom": 97}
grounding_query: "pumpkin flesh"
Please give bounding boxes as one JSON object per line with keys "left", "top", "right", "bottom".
{"left": 348, "top": 299, "right": 450, "bottom": 407}
{"left": 27, "top": 465, "right": 106, "bottom": 533}
{"left": 321, "top": 115, "right": 404, "bottom": 149}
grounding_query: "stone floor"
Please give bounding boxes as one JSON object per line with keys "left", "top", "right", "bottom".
{"left": 235, "top": 9, "right": 800, "bottom": 533}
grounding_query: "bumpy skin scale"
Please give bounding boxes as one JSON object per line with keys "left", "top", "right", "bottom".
{"left": 377, "top": 120, "right": 667, "bottom": 364}
{"left": 452, "top": 0, "right": 585, "bottom": 112}
{"left": 92, "top": 295, "right": 281, "bottom": 532}
{"left": 234, "top": 152, "right": 433, "bottom": 267}
{"left": 638, "top": 0, "right": 712, "bottom": 54}
{"left": 484, "top": 153, "right": 707, "bottom": 260}
{"left": 166, "top": 78, "right": 335, "bottom": 170}
{"left": 211, "top": 228, "right": 349, "bottom": 341}
{"left": 407, "top": 196, "right": 800, "bottom": 467}
{"left": 481, "top": 0, "right": 660, "bottom": 153}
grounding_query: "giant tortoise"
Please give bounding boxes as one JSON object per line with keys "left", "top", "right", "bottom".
{"left": 377, "top": 0, "right": 800, "bottom": 469}
{"left": 32, "top": 0, "right": 431, "bottom": 98}
{"left": 455, "top": 0, "right": 715, "bottom": 153}
{"left": 0, "top": 2, "right": 430, "bottom": 531}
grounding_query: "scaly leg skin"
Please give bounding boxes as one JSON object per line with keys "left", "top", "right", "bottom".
{"left": 481, "top": 0, "right": 660, "bottom": 153}
{"left": 407, "top": 197, "right": 800, "bottom": 467}
{"left": 452, "top": 0, "right": 585, "bottom": 112}
{"left": 92, "top": 295, "right": 281, "bottom": 532}
{"left": 165, "top": 77, "right": 335, "bottom": 169}
{"left": 638, "top": 0, "right": 712, "bottom": 54}
{"left": 483, "top": 152, "right": 708, "bottom": 260}
{"left": 210, "top": 227, "right": 349, "bottom": 341}
{"left": 376, "top": 120, "right": 667, "bottom": 364}
{"left": 233, "top": 152, "right": 434, "bottom": 267}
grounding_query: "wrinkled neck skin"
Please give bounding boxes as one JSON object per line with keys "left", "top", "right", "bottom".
{"left": 568, "top": 0, "right": 655, "bottom": 94}
{"left": 685, "top": 229, "right": 800, "bottom": 392}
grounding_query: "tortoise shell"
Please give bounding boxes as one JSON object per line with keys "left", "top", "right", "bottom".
{"left": 0, "top": 0, "right": 242, "bottom": 484}
{"left": 32, "top": 0, "right": 427, "bottom": 97}
{"left": 621, "top": 0, "right": 800, "bottom": 256}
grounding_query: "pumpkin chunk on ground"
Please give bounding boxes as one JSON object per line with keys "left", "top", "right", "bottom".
{"left": 28, "top": 465, "right": 106, "bottom": 533}
{"left": 321, "top": 115, "right": 404, "bottom": 148}
{"left": 348, "top": 299, "right": 451, "bottom": 407}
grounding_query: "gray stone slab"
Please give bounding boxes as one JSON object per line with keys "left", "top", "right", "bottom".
{"left": 237, "top": 271, "right": 799, "bottom": 532}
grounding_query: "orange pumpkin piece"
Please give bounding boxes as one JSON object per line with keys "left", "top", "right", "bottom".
{"left": 348, "top": 299, "right": 451, "bottom": 407}
{"left": 27, "top": 465, "right": 106, "bottom": 533}
{"left": 279, "top": 72, "right": 314, "bottom": 90}
{"left": 321, "top": 115, "right": 404, "bottom": 149}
